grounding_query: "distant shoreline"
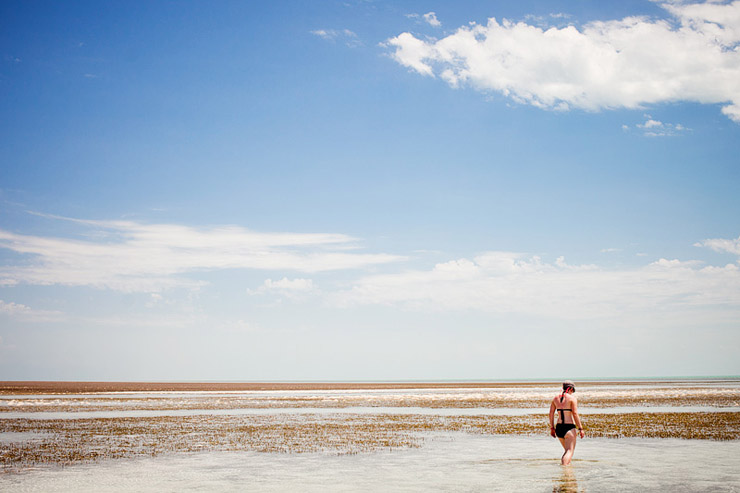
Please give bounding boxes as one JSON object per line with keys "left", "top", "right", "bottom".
{"left": 2, "top": 378, "right": 739, "bottom": 394}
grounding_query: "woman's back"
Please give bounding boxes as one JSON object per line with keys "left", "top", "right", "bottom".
{"left": 552, "top": 392, "right": 576, "bottom": 424}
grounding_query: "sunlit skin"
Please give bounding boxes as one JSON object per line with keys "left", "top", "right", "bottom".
{"left": 549, "top": 384, "right": 585, "bottom": 465}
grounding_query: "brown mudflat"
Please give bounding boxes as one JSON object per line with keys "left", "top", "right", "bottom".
{"left": 0, "top": 379, "right": 721, "bottom": 394}
{"left": 0, "top": 381, "right": 567, "bottom": 394}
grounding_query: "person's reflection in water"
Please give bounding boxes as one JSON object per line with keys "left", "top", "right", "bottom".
{"left": 552, "top": 466, "right": 580, "bottom": 493}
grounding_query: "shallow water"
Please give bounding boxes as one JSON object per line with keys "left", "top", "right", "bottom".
{"left": 0, "top": 432, "right": 49, "bottom": 443}
{"left": 1, "top": 405, "right": 738, "bottom": 420}
{"left": 2, "top": 434, "right": 739, "bottom": 492}
{"left": 3, "top": 380, "right": 739, "bottom": 490}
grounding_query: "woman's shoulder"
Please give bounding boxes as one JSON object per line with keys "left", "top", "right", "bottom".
{"left": 559, "top": 393, "right": 576, "bottom": 406}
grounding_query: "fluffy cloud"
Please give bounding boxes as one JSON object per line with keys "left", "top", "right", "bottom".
{"left": 387, "top": 1, "right": 740, "bottom": 121}
{"left": 423, "top": 12, "right": 441, "bottom": 27}
{"left": 695, "top": 235, "right": 740, "bottom": 255}
{"left": 0, "top": 300, "right": 31, "bottom": 316}
{"left": 332, "top": 249, "right": 740, "bottom": 319}
{"left": 0, "top": 216, "right": 404, "bottom": 292}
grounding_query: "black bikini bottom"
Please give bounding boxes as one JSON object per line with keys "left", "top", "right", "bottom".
{"left": 555, "top": 423, "right": 576, "bottom": 438}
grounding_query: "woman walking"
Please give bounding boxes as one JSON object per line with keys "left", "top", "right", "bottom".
{"left": 549, "top": 380, "right": 585, "bottom": 465}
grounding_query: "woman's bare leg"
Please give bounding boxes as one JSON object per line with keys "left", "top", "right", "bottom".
{"left": 560, "top": 430, "right": 577, "bottom": 465}
{"left": 557, "top": 437, "right": 567, "bottom": 462}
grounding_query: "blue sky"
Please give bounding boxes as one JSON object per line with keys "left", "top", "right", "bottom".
{"left": 1, "top": 0, "right": 739, "bottom": 380}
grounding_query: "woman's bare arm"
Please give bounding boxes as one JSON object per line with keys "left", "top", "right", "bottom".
{"left": 571, "top": 397, "right": 585, "bottom": 438}
{"left": 548, "top": 400, "right": 557, "bottom": 437}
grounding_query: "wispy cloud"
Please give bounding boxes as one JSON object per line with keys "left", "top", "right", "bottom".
{"left": 0, "top": 215, "right": 404, "bottom": 292}
{"left": 331, "top": 247, "right": 740, "bottom": 319}
{"left": 406, "top": 12, "right": 442, "bottom": 27}
{"left": 0, "top": 299, "right": 64, "bottom": 322}
{"left": 387, "top": 1, "right": 740, "bottom": 121}
{"left": 523, "top": 12, "right": 573, "bottom": 29}
{"left": 695, "top": 235, "right": 740, "bottom": 255}
{"left": 311, "top": 29, "right": 362, "bottom": 47}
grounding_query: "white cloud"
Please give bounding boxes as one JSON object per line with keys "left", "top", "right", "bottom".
{"left": 696, "top": 235, "right": 740, "bottom": 255}
{"left": 406, "top": 12, "right": 442, "bottom": 27}
{"left": 423, "top": 12, "right": 441, "bottom": 27}
{"left": 248, "top": 277, "right": 315, "bottom": 298}
{"left": 387, "top": 1, "right": 740, "bottom": 121}
{"left": 641, "top": 119, "right": 663, "bottom": 129}
{"left": 384, "top": 32, "right": 436, "bottom": 76}
{"left": 311, "top": 29, "right": 362, "bottom": 47}
{"left": 627, "top": 114, "right": 690, "bottom": 136}
{"left": 331, "top": 250, "right": 740, "bottom": 319}
{"left": 0, "top": 299, "right": 63, "bottom": 322}
{"left": 264, "top": 277, "right": 314, "bottom": 291}
{"left": 0, "top": 300, "right": 31, "bottom": 316}
{"left": 662, "top": 0, "right": 740, "bottom": 45}
{"left": 0, "top": 215, "right": 404, "bottom": 293}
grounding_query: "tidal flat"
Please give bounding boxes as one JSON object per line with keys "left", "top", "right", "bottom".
{"left": 2, "top": 379, "right": 739, "bottom": 484}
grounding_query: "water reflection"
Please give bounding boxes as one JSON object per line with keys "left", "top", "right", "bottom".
{"left": 552, "top": 466, "right": 580, "bottom": 493}
{"left": 3, "top": 434, "right": 740, "bottom": 492}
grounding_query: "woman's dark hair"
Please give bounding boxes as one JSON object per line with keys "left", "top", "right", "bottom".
{"left": 560, "top": 381, "right": 575, "bottom": 402}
